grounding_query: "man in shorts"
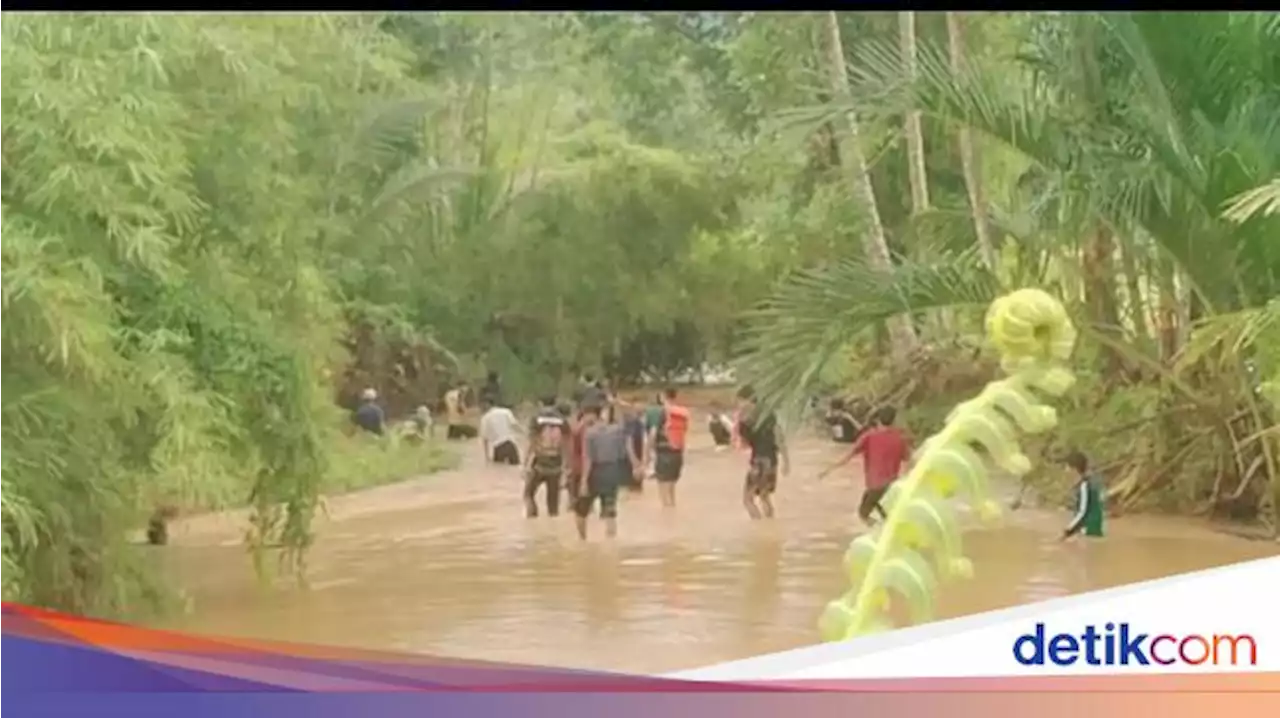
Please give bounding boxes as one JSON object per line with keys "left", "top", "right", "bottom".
{"left": 648, "top": 388, "right": 690, "bottom": 508}
{"left": 736, "top": 386, "right": 790, "bottom": 520}
{"left": 574, "top": 405, "right": 640, "bottom": 540}
{"left": 524, "top": 396, "right": 569, "bottom": 518}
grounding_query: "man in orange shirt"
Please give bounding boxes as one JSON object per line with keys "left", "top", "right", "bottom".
{"left": 649, "top": 387, "right": 690, "bottom": 508}
{"left": 819, "top": 405, "right": 911, "bottom": 526}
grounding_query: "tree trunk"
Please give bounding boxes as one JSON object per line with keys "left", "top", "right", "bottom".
{"left": 821, "top": 11, "right": 920, "bottom": 358}
{"left": 1118, "top": 240, "right": 1152, "bottom": 352}
{"left": 1082, "top": 224, "right": 1124, "bottom": 378}
{"left": 901, "top": 11, "right": 950, "bottom": 339}
{"left": 946, "top": 12, "right": 997, "bottom": 270}
{"left": 900, "top": 12, "right": 930, "bottom": 213}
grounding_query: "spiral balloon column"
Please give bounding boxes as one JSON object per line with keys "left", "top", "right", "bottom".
{"left": 819, "top": 288, "right": 1078, "bottom": 640}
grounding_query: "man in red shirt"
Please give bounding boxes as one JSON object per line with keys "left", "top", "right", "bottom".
{"left": 819, "top": 405, "right": 911, "bottom": 526}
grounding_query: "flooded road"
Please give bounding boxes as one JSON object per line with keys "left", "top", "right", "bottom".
{"left": 160, "top": 430, "right": 1278, "bottom": 675}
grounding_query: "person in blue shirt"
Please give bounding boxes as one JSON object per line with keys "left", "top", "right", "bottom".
{"left": 353, "top": 388, "right": 386, "bottom": 436}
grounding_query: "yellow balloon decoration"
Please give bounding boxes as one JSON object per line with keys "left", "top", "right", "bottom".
{"left": 819, "top": 288, "right": 1077, "bottom": 641}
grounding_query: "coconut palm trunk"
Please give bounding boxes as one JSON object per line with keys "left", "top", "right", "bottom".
{"left": 946, "top": 12, "right": 997, "bottom": 270}
{"left": 900, "top": 11, "right": 930, "bottom": 213}
{"left": 821, "top": 11, "right": 920, "bottom": 358}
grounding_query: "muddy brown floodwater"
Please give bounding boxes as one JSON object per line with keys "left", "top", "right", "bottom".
{"left": 159, "top": 430, "right": 1278, "bottom": 675}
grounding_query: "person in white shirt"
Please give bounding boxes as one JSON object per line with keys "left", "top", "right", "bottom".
{"left": 443, "top": 381, "right": 477, "bottom": 440}
{"left": 479, "top": 398, "right": 524, "bottom": 465}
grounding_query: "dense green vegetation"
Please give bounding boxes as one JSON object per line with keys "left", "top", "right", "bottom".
{"left": 2, "top": 12, "right": 1276, "bottom": 617}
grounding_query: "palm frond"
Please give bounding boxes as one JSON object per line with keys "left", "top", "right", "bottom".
{"left": 734, "top": 252, "right": 1001, "bottom": 417}
{"left": 337, "top": 98, "right": 437, "bottom": 176}
{"left": 1222, "top": 179, "right": 1280, "bottom": 223}
{"left": 359, "top": 163, "right": 475, "bottom": 228}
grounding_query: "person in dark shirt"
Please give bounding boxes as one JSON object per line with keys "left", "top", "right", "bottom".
{"left": 574, "top": 373, "right": 603, "bottom": 408}
{"left": 575, "top": 404, "right": 639, "bottom": 540}
{"left": 735, "top": 386, "right": 790, "bottom": 520}
{"left": 825, "top": 398, "right": 861, "bottom": 444}
{"left": 599, "top": 378, "right": 618, "bottom": 422}
{"left": 524, "top": 396, "right": 568, "bottom": 518}
{"left": 353, "top": 388, "right": 386, "bottom": 436}
{"left": 620, "top": 401, "right": 647, "bottom": 493}
{"left": 480, "top": 371, "right": 503, "bottom": 408}
{"left": 146, "top": 504, "right": 180, "bottom": 546}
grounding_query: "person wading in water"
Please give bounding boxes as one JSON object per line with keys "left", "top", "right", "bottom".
{"left": 524, "top": 396, "right": 569, "bottom": 518}
{"left": 649, "top": 388, "right": 690, "bottom": 508}
{"left": 736, "top": 386, "right": 790, "bottom": 520}
{"left": 566, "top": 405, "right": 587, "bottom": 506}
{"left": 620, "top": 401, "right": 647, "bottom": 494}
{"left": 575, "top": 404, "right": 639, "bottom": 540}
{"left": 479, "top": 398, "right": 523, "bottom": 466}
{"left": 818, "top": 405, "right": 910, "bottom": 527}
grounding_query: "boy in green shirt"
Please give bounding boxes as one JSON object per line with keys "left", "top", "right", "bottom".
{"left": 1062, "top": 450, "right": 1105, "bottom": 539}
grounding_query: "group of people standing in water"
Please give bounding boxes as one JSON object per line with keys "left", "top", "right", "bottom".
{"left": 472, "top": 376, "right": 692, "bottom": 540}
{"left": 458, "top": 373, "right": 808, "bottom": 540}
{"left": 441, "top": 372, "right": 932, "bottom": 540}
{"left": 351, "top": 371, "right": 929, "bottom": 541}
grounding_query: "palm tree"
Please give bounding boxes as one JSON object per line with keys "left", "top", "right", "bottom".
{"left": 945, "top": 12, "right": 996, "bottom": 270}
{"left": 820, "top": 11, "right": 920, "bottom": 361}
{"left": 739, "top": 12, "right": 1279, "bottom": 523}
{"left": 900, "top": 12, "right": 930, "bottom": 214}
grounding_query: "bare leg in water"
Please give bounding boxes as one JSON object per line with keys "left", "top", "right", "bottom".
{"left": 574, "top": 480, "right": 619, "bottom": 539}
{"left": 743, "top": 488, "right": 775, "bottom": 520}
{"left": 758, "top": 491, "right": 775, "bottom": 519}
{"left": 575, "top": 506, "right": 618, "bottom": 540}
{"left": 742, "top": 486, "right": 761, "bottom": 520}
{"left": 659, "top": 481, "right": 676, "bottom": 508}
{"left": 523, "top": 471, "right": 539, "bottom": 518}
{"left": 742, "top": 457, "right": 779, "bottom": 520}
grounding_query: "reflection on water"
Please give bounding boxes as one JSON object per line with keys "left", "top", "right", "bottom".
{"left": 160, "top": 436, "right": 1278, "bottom": 674}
